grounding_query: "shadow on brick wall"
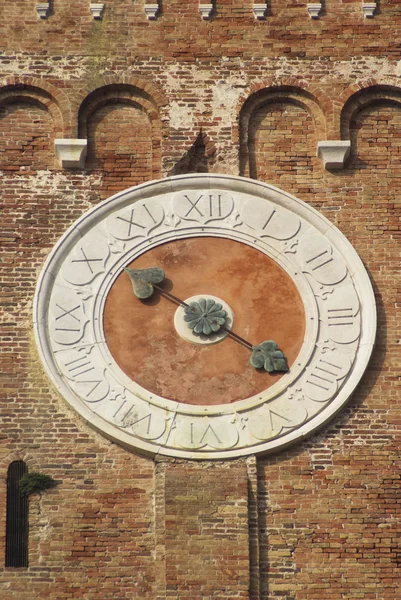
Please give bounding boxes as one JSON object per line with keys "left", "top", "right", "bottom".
{"left": 168, "top": 130, "right": 214, "bottom": 176}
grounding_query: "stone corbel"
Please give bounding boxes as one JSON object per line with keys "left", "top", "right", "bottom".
{"left": 199, "top": 4, "right": 213, "bottom": 20}
{"left": 55, "top": 139, "right": 88, "bottom": 169}
{"left": 317, "top": 141, "right": 351, "bottom": 170}
{"left": 36, "top": 3, "right": 50, "bottom": 18}
{"left": 362, "top": 3, "right": 376, "bottom": 18}
{"left": 144, "top": 3, "right": 159, "bottom": 19}
{"left": 307, "top": 3, "right": 322, "bottom": 19}
{"left": 253, "top": 3, "right": 267, "bottom": 19}
{"left": 90, "top": 3, "right": 104, "bottom": 19}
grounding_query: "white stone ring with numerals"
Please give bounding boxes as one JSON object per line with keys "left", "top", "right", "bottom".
{"left": 33, "top": 174, "right": 376, "bottom": 460}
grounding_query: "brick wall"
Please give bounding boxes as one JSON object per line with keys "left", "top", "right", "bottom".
{"left": 1, "top": 1, "right": 401, "bottom": 598}
{"left": 155, "top": 460, "right": 251, "bottom": 600}
{"left": 85, "top": 102, "right": 153, "bottom": 198}
{"left": 0, "top": 101, "right": 55, "bottom": 171}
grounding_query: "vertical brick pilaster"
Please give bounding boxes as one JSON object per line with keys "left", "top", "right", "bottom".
{"left": 154, "top": 459, "right": 167, "bottom": 600}
{"left": 247, "top": 456, "right": 260, "bottom": 600}
{"left": 154, "top": 458, "right": 252, "bottom": 599}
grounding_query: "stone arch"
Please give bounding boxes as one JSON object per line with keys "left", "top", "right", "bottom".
{"left": 239, "top": 85, "right": 327, "bottom": 180}
{"left": 78, "top": 82, "right": 164, "bottom": 188}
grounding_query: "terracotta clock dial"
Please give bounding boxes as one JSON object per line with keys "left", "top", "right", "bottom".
{"left": 103, "top": 237, "right": 305, "bottom": 405}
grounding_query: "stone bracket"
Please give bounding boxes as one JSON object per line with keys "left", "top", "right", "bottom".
{"left": 317, "top": 141, "right": 351, "bottom": 170}
{"left": 362, "top": 2, "right": 377, "bottom": 17}
{"left": 90, "top": 3, "right": 104, "bottom": 19}
{"left": 307, "top": 3, "right": 322, "bottom": 19}
{"left": 199, "top": 3, "right": 213, "bottom": 20}
{"left": 36, "top": 3, "right": 50, "bottom": 18}
{"left": 253, "top": 3, "right": 267, "bottom": 19}
{"left": 55, "top": 139, "right": 88, "bottom": 169}
{"left": 144, "top": 3, "right": 159, "bottom": 19}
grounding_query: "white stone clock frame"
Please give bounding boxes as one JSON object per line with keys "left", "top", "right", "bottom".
{"left": 33, "top": 174, "right": 376, "bottom": 460}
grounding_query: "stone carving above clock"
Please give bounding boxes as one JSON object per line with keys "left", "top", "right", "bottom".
{"left": 33, "top": 175, "right": 376, "bottom": 460}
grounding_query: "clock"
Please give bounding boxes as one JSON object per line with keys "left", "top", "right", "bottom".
{"left": 33, "top": 174, "right": 376, "bottom": 459}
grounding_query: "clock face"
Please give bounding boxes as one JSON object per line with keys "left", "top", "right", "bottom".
{"left": 103, "top": 237, "right": 306, "bottom": 406}
{"left": 33, "top": 174, "right": 376, "bottom": 459}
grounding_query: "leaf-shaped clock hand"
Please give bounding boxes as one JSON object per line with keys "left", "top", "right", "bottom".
{"left": 124, "top": 267, "right": 165, "bottom": 299}
{"left": 250, "top": 341, "right": 289, "bottom": 373}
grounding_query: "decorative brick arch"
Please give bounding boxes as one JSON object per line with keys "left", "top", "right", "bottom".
{"left": 0, "top": 451, "right": 42, "bottom": 475}
{"left": 77, "top": 80, "right": 165, "bottom": 180}
{"left": 236, "top": 79, "right": 329, "bottom": 137}
{"left": 238, "top": 83, "right": 328, "bottom": 177}
{"left": 0, "top": 76, "right": 69, "bottom": 137}
{"left": 78, "top": 85, "right": 161, "bottom": 132}
{"left": 75, "top": 74, "right": 167, "bottom": 134}
{"left": 340, "top": 81, "right": 401, "bottom": 140}
{"left": 76, "top": 74, "right": 168, "bottom": 111}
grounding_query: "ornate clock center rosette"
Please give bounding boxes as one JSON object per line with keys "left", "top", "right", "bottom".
{"left": 33, "top": 175, "right": 376, "bottom": 460}
{"left": 174, "top": 294, "right": 234, "bottom": 345}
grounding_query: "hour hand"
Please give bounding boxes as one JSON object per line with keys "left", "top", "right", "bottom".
{"left": 124, "top": 267, "right": 165, "bottom": 299}
{"left": 250, "top": 341, "right": 289, "bottom": 373}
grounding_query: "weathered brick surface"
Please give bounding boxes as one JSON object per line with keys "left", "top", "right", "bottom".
{"left": 155, "top": 460, "right": 251, "bottom": 599}
{"left": 1, "top": 1, "right": 401, "bottom": 598}
{"left": 85, "top": 102, "right": 153, "bottom": 198}
{"left": 0, "top": 102, "right": 55, "bottom": 171}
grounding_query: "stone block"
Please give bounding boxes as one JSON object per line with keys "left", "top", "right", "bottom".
{"left": 54, "top": 139, "right": 88, "bottom": 169}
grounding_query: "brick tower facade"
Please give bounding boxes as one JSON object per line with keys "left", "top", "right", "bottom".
{"left": 1, "top": 1, "right": 400, "bottom": 599}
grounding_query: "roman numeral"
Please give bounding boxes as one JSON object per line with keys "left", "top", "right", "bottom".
{"left": 108, "top": 202, "right": 163, "bottom": 240}
{"left": 112, "top": 403, "right": 166, "bottom": 440}
{"left": 117, "top": 208, "right": 146, "bottom": 235}
{"left": 306, "top": 359, "right": 342, "bottom": 391}
{"left": 64, "top": 355, "right": 95, "bottom": 377}
{"left": 113, "top": 400, "right": 128, "bottom": 419}
{"left": 113, "top": 402, "right": 153, "bottom": 432}
{"left": 328, "top": 308, "right": 354, "bottom": 327}
{"left": 183, "top": 194, "right": 224, "bottom": 218}
{"left": 261, "top": 208, "right": 276, "bottom": 230}
{"left": 184, "top": 194, "right": 204, "bottom": 217}
{"left": 199, "top": 423, "right": 221, "bottom": 445}
{"left": 306, "top": 249, "right": 333, "bottom": 272}
{"left": 54, "top": 304, "right": 81, "bottom": 333}
{"left": 174, "top": 192, "right": 233, "bottom": 223}
{"left": 71, "top": 247, "right": 103, "bottom": 274}
{"left": 209, "top": 194, "right": 222, "bottom": 217}
{"left": 58, "top": 350, "right": 109, "bottom": 403}
{"left": 117, "top": 205, "right": 157, "bottom": 236}
{"left": 267, "top": 408, "right": 291, "bottom": 429}
{"left": 55, "top": 304, "right": 80, "bottom": 322}
{"left": 77, "top": 380, "right": 104, "bottom": 400}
